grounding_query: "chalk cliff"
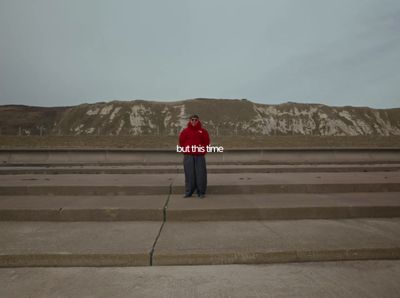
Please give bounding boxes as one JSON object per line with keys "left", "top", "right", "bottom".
{"left": 1, "top": 98, "right": 399, "bottom": 136}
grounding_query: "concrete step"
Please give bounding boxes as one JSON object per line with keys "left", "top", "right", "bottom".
{"left": 152, "top": 218, "right": 400, "bottom": 266}
{"left": 2, "top": 148, "right": 400, "bottom": 165}
{"left": 172, "top": 172, "right": 400, "bottom": 194}
{"left": 0, "top": 221, "right": 162, "bottom": 267}
{"left": 1, "top": 193, "right": 400, "bottom": 221}
{"left": 0, "top": 195, "right": 166, "bottom": 221}
{"left": 166, "top": 192, "right": 400, "bottom": 221}
{"left": 0, "top": 172, "right": 399, "bottom": 195}
{"left": 1, "top": 261, "right": 400, "bottom": 297}
{"left": 2, "top": 218, "right": 400, "bottom": 267}
{"left": 0, "top": 173, "right": 177, "bottom": 195}
{"left": 1, "top": 163, "right": 400, "bottom": 174}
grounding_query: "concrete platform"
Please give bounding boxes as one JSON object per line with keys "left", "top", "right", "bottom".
{"left": 152, "top": 218, "right": 400, "bottom": 265}
{"left": 0, "top": 195, "right": 166, "bottom": 221}
{"left": 1, "top": 261, "right": 400, "bottom": 298}
{"left": 1, "top": 172, "right": 399, "bottom": 195}
{"left": 1, "top": 163, "right": 399, "bottom": 174}
{"left": 166, "top": 192, "right": 400, "bottom": 221}
{"left": 0, "top": 221, "right": 162, "bottom": 267}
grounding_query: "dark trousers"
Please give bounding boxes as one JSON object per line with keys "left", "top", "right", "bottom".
{"left": 183, "top": 154, "right": 207, "bottom": 195}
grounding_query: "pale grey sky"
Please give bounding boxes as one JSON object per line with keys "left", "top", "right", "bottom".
{"left": 0, "top": 0, "right": 399, "bottom": 108}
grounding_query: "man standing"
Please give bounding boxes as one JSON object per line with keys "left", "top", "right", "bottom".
{"left": 179, "top": 114, "right": 210, "bottom": 198}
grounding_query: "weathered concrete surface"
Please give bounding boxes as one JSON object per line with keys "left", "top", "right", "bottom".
{"left": 1, "top": 172, "right": 399, "bottom": 195}
{"left": 1, "top": 153, "right": 400, "bottom": 270}
{"left": 0, "top": 195, "right": 166, "bottom": 221}
{"left": 1, "top": 163, "right": 399, "bottom": 174}
{"left": 0, "top": 149, "right": 183, "bottom": 164}
{"left": 171, "top": 172, "right": 400, "bottom": 194}
{"left": 0, "top": 173, "right": 178, "bottom": 186}
{"left": 1, "top": 261, "right": 400, "bottom": 298}
{"left": 1, "top": 148, "right": 400, "bottom": 165}
{"left": 166, "top": 193, "right": 400, "bottom": 221}
{"left": 153, "top": 218, "right": 400, "bottom": 265}
{"left": 0, "top": 221, "right": 162, "bottom": 267}
{"left": 0, "top": 173, "right": 177, "bottom": 195}
{"left": 2, "top": 193, "right": 400, "bottom": 222}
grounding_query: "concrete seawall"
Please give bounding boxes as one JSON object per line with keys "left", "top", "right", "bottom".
{"left": 1, "top": 148, "right": 400, "bottom": 165}
{"left": 1, "top": 147, "right": 400, "bottom": 270}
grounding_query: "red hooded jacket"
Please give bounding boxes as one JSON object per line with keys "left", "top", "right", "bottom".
{"left": 179, "top": 120, "right": 210, "bottom": 155}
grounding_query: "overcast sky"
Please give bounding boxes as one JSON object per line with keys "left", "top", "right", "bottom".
{"left": 0, "top": 0, "right": 399, "bottom": 108}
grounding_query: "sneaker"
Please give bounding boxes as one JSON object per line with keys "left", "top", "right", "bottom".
{"left": 198, "top": 194, "right": 205, "bottom": 199}
{"left": 183, "top": 194, "right": 192, "bottom": 198}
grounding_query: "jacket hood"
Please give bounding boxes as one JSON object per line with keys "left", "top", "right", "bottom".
{"left": 187, "top": 120, "right": 202, "bottom": 130}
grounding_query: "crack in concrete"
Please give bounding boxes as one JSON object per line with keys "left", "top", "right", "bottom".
{"left": 149, "top": 217, "right": 165, "bottom": 266}
{"left": 149, "top": 174, "right": 177, "bottom": 265}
